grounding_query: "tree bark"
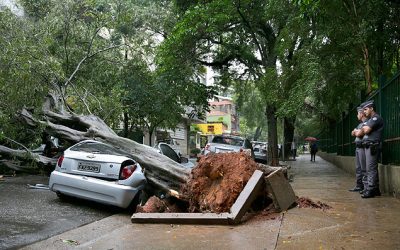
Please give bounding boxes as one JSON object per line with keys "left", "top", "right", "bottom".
{"left": 0, "top": 145, "right": 57, "bottom": 173}
{"left": 266, "top": 105, "right": 279, "bottom": 166}
{"left": 283, "top": 117, "right": 295, "bottom": 160}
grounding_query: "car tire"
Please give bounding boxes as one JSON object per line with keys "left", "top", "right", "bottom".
{"left": 56, "top": 191, "right": 66, "bottom": 199}
{"left": 127, "top": 190, "right": 142, "bottom": 213}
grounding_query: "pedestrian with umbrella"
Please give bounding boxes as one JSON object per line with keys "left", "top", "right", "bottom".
{"left": 305, "top": 137, "right": 318, "bottom": 162}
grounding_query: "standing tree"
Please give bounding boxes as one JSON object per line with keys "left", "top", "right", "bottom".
{"left": 159, "top": 0, "right": 318, "bottom": 165}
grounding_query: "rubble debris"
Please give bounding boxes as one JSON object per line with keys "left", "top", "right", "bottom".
{"left": 61, "top": 239, "right": 80, "bottom": 246}
{"left": 136, "top": 196, "right": 185, "bottom": 213}
{"left": 27, "top": 184, "right": 50, "bottom": 190}
{"left": 296, "top": 197, "right": 332, "bottom": 210}
{"left": 244, "top": 203, "right": 280, "bottom": 223}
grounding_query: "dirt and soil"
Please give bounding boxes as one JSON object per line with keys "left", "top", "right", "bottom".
{"left": 296, "top": 197, "right": 332, "bottom": 211}
{"left": 136, "top": 196, "right": 184, "bottom": 213}
{"left": 137, "top": 152, "right": 265, "bottom": 213}
{"left": 182, "top": 152, "right": 260, "bottom": 213}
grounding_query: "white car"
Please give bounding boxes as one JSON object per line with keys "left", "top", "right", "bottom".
{"left": 49, "top": 140, "right": 146, "bottom": 209}
{"left": 203, "top": 135, "right": 255, "bottom": 159}
{"left": 252, "top": 141, "right": 268, "bottom": 163}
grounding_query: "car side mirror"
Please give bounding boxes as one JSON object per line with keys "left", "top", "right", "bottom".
{"left": 180, "top": 157, "right": 189, "bottom": 163}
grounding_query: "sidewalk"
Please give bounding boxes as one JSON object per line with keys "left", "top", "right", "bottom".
{"left": 22, "top": 154, "right": 400, "bottom": 250}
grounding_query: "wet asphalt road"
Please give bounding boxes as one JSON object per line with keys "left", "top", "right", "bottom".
{"left": 0, "top": 175, "right": 121, "bottom": 249}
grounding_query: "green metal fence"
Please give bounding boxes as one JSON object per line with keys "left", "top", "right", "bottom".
{"left": 319, "top": 72, "right": 400, "bottom": 165}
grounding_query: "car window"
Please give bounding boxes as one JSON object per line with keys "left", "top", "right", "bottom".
{"left": 70, "top": 141, "right": 125, "bottom": 155}
{"left": 160, "top": 144, "right": 180, "bottom": 162}
{"left": 212, "top": 136, "right": 243, "bottom": 146}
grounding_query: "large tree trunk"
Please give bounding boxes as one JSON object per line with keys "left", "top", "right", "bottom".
{"left": 283, "top": 117, "right": 295, "bottom": 160}
{"left": 3, "top": 95, "right": 190, "bottom": 196}
{"left": 266, "top": 105, "right": 279, "bottom": 166}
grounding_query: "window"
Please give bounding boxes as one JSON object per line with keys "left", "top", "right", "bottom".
{"left": 160, "top": 144, "right": 180, "bottom": 163}
{"left": 71, "top": 141, "right": 125, "bottom": 156}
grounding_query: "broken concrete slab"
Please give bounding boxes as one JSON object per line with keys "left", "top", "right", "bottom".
{"left": 266, "top": 169, "right": 296, "bottom": 211}
{"left": 228, "top": 169, "right": 264, "bottom": 224}
{"left": 131, "top": 169, "right": 265, "bottom": 225}
{"left": 131, "top": 212, "right": 230, "bottom": 224}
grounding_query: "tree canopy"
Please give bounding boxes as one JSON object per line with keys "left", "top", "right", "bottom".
{"left": 0, "top": 0, "right": 399, "bottom": 161}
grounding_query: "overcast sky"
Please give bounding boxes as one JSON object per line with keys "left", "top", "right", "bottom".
{"left": 0, "top": 0, "right": 24, "bottom": 16}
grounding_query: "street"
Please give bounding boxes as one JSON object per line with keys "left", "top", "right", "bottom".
{"left": 0, "top": 175, "right": 120, "bottom": 249}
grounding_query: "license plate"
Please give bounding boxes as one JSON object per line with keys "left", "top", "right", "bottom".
{"left": 216, "top": 148, "right": 230, "bottom": 153}
{"left": 78, "top": 162, "right": 101, "bottom": 173}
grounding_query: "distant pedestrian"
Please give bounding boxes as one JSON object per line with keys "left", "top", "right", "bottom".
{"left": 355, "top": 100, "right": 384, "bottom": 198}
{"left": 291, "top": 140, "right": 297, "bottom": 160}
{"left": 349, "top": 106, "right": 367, "bottom": 192}
{"left": 310, "top": 142, "right": 318, "bottom": 162}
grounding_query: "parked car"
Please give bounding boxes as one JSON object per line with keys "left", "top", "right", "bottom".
{"left": 49, "top": 140, "right": 146, "bottom": 210}
{"left": 203, "top": 135, "right": 255, "bottom": 159}
{"left": 156, "top": 138, "right": 181, "bottom": 157}
{"left": 252, "top": 141, "right": 268, "bottom": 163}
{"left": 155, "top": 142, "right": 194, "bottom": 168}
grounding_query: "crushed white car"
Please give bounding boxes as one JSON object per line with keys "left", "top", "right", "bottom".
{"left": 49, "top": 140, "right": 146, "bottom": 209}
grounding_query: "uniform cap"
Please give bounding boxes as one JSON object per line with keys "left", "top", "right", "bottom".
{"left": 361, "top": 100, "right": 374, "bottom": 109}
{"left": 356, "top": 106, "right": 363, "bottom": 112}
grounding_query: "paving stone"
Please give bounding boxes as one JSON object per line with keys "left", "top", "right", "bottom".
{"left": 266, "top": 169, "right": 296, "bottom": 211}
{"left": 131, "top": 212, "right": 230, "bottom": 224}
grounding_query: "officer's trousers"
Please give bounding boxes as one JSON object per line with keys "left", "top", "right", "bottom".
{"left": 355, "top": 147, "right": 366, "bottom": 188}
{"left": 364, "top": 147, "right": 379, "bottom": 191}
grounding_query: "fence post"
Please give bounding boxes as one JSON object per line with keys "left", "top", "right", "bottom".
{"left": 378, "top": 75, "right": 386, "bottom": 116}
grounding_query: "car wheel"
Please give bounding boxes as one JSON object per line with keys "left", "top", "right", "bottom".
{"left": 127, "top": 190, "right": 142, "bottom": 213}
{"left": 56, "top": 191, "right": 68, "bottom": 200}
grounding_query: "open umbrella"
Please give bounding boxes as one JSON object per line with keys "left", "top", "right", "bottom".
{"left": 304, "top": 136, "right": 318, "bottom": 142}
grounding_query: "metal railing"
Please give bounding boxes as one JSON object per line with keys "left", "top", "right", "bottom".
{"left": 319, "top": 72, "right": 400, "bottom": 165}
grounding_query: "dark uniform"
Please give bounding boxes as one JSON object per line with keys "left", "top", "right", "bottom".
{"left": 353, "top": 120, "right": 367, "bottom": 191}
{"left": 361, "top": 110, "right": 384, "bottom": 198}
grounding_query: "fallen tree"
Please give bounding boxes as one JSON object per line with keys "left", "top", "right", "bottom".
{"left": 1, "top": 94, "right": 190, "bottom": 196}
{"left": 1, "top": 95, "right": 294, "bottom": 215}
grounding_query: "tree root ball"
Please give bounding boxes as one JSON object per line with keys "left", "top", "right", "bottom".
{"left": 182, "top": 152, "right": 258, "bottom": 213}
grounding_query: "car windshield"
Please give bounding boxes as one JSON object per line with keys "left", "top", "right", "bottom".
{"left": 70, "top": 141, "right": 126, "bottom": 156}
{"left": 212, "top": 136, "right": 243, "bottom": 146}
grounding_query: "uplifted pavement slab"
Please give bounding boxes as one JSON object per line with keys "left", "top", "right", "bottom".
{"left": 266, "top": 169, "right": 296, "bottom": 211}
{"left": 131, "top": 212, "right": 230, "bottom": 225}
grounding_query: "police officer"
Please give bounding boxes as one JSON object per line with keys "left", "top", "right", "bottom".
{"left": 356, "top": 100, "right": 384, "bottom": 198}
{"left": 349, "top": 106, "right": 367, "bottom": 192}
